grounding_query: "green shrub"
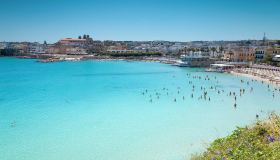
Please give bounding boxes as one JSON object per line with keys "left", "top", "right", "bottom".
{"left": 192, "top": 113, "right": 280, "bottom": 160}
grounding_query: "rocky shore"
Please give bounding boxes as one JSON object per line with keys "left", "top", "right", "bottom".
{"left": 15, "top": 53, "right": 178, "bottom": 64}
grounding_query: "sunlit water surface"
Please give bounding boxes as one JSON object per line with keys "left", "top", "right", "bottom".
{"left": 1, "top": 57, "right": 280, "bottom": 160}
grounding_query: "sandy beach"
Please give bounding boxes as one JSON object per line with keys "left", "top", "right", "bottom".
{"left": 231, "top": 67, "right": 280, "bottom": 88}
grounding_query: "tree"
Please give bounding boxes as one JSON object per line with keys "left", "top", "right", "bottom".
{"left": 78, "top": 36, "right": 82, "bottom": 39}
{"left": 183, "top": 47, "right": 187, "bottom": 54}
{"left": 83, "top": 35, "right": 86, "bottom": 39}
{"left": 211, "top": 47, "right": 216, "bottom": 52}
{"left": 263, "top": 53, "right": 273, "bottom": 64}
{"left": 219, "top": 46, "right": 224, "bottom": 52}
{"left": 229, "top": 51, "right": 234, "bottom": 62}
{"left": 44, "top": 40, "right": 47, "bottom": 45}
{"left": 0, "top": 48, "right": 18, "bottom": 56}
{"left": 245, "top": 40, "right": 251, "bottom": 45}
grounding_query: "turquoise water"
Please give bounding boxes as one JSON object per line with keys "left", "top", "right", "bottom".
{"left": 1, "top": 57, "right": 280, "bottom": 160}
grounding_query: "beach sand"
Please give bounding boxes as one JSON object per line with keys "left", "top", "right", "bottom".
{"left": 230, "top": 70, "right": 280, "bottom": 88}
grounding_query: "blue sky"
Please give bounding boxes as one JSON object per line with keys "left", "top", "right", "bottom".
{"left": 0, "top": 0, "right": 279, "bottom": 42}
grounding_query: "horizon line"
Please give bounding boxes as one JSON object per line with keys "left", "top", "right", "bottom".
{"left": 1, "top": 38, "right": 279, "bottom": 44}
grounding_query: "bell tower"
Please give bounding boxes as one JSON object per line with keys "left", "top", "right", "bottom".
{"left": 262, "top": 32, "right": 267, "bottom": 46}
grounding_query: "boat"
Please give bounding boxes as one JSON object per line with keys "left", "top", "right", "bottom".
{"left": 172, "top": 60, "right": 189, "bottom": 67}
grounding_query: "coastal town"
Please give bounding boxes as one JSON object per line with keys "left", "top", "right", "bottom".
{"left": 1, "top": 34, "right": 280, "bottom": 85}
{"left": 2, "top": 0, "right": 280, "bottom": 159}
{"left": 1, "top": 34, "right": 279, "bottom": 64}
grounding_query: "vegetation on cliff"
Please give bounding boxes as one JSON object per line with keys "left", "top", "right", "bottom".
{"left": 192, "top": 113, "right": 280, "bottom": 160}
{"left": 0, "top": 48, "right": 19, "bottom": 56}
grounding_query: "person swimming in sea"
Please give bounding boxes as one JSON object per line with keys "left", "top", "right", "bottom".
{"left": 10, "top": 121, "right": 16, "bottom": 128}
{"left": 204, "top": 91, "right": 207, "bottom": 96}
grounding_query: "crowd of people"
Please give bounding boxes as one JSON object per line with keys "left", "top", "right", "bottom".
{"left": 141, "top": 71, "right": 280, "bottom": 118}
{"left": 233, "top": 67, "right": 280, "bottom": 86}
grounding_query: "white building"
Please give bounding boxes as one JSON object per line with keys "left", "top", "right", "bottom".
{"left": 29, "top": 43, "right": 46, "bottom": 54}
{"left": 273, "top": 55, "right": 280, "bottom": 62}
{"left": 186, "top": 51, "right": 210, "bottom": 57}
{"left": 255, "top": 47, "right": 267, "bottom": 60}
{"left": 168, "top": 43, "right": 185, "bottom": 53}
{"left": 0, "top": 42, "right": 7, "bottom": 49}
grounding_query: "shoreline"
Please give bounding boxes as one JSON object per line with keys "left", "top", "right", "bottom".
{"left": 4, "top": 55, "right": 280, "bottom": 89}
{"left": 230, "top": 70, "right": 280, "bottom": 88}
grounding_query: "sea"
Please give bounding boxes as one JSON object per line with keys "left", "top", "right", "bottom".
{"left": 1, "top": 57, "right": 280, "bottom": 160}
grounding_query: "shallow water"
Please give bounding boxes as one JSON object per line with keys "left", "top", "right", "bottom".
{"left": 0, "top": 57, "right": 280, "bottom": 160}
